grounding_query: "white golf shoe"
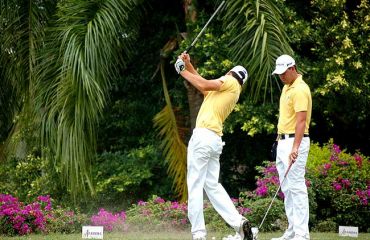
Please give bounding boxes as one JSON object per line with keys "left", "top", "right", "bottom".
{"left": 193, "top": 233, "right": 206, "bottom": 240}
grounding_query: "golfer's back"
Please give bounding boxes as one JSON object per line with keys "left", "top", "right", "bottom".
{"left": 196, "top": 75, "right": 241, "bottom": 136}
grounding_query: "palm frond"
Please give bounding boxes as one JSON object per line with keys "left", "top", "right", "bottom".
{"left": 224, "top": 0, "right": 293, "bottom": 103}
{"left": 153, "top": 61, "right": 188, "bottom": 202}
{"left": 0, "top": 0, "right": 55, "bottom": 157}
{"left": 34, "top": 0, "right": 141, "bottom": 199}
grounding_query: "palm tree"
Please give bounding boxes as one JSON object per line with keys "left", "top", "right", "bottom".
{"left": 0, "top": 0, "right": 56, "bottom": 158}
{"left": 0, "top": 0, "right": 142, "bottom": 200}
{"left": 224, "top": 0, "right": 293, "bottom": 103}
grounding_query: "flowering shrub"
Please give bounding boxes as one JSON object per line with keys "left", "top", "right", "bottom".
{"left": 47, "top": 205, "right": 88, "bottom": 234}
{"left": 254, "top": 161, "right": 283, "bottom": 199}
{"left": 0, "top": 194, "right": 52, "bottom": 235}
{"left": 90, "top": 208, "right": 126, "bottom": 232}
{"left": 306, "top": 141, "right": 370, "bottom": 231}
{"left": 0, "top": 194, "right": 88, "bottom": 236}
{"left": 125, "top": 195, "right": 189, "bottom": 232}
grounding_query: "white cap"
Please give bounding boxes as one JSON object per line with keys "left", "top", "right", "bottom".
{"left": 272, "top": 54, "right": 295, "bottom": 75}
{"left": 230, "top": 65, "right": 248, "bottom": 84}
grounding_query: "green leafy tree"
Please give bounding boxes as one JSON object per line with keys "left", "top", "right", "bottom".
{"left": 306, "top": 0, "right": 370, "bottom": 154}
{"left": 0, "top": 0, "right": 142, "bottom": 200}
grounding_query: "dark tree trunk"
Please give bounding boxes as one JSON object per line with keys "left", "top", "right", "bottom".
{"left": 183, "top": 0, "right": 203, "bottom": 130}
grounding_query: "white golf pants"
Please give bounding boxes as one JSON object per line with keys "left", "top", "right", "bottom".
{"left": 187, "top": 128, "right": 243, "bottom": 238}
{"left": 276, "top": 136, "right": 310, "bottom": 239}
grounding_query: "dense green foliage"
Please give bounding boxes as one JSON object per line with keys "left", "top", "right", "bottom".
{"left": 0, "top": 0, "right": 369, "bottom": 231}
{"left": 92, "top": 146, "right": 173, "bottom": 210}
{"left": 0, "top": 153, "right": 64, "bottom": 201}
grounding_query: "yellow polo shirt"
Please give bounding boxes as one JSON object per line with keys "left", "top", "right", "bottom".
{"left": 196, "top": 75, "right": 241, "bottom": 136}
{"left": 278, "top": 75, "right": 312, "bottom": 134}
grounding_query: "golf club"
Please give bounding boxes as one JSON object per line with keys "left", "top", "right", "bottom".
{"left": 253, "top": 161, "right": 293, "bottom": 240}
{"left": 184, "top": 0, "right": 225, "bottom": 53}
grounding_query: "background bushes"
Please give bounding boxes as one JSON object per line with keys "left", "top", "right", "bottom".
{"left": 306, "top": 140, "right": 370, "bottom": 231}
{"left": 91, "top": 145, "right": 174, "bottom": 211}
{"left": 1, "top": 141, "right": 369, "bottom": 236}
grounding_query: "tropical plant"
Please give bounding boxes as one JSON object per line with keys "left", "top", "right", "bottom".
{"left": 0, "top": 0, "right": 142, "bottom": 200}
{"left": 223, "top": 0, "right": 294, "bottom": 103}
{"left": 36, "top": 0, "right": 143, "bottom": 200}
{"left": 0, "top": 0, "right": 57, "bottom": 157}
{"left": 153, "top": 60, "right": 188, "bottom": 202}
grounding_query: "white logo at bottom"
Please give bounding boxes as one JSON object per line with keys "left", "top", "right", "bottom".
{"left": 82, "top": 226, "right": 104, "bottom": 239}
{"left": 339, "top": 226, "right": 358, "bottom": 238}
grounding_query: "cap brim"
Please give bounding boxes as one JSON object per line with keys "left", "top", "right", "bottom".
{"left": 272, "top": 66, "right": 288, "bottom": 75}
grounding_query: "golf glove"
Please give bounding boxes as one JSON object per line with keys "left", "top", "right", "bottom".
{"left": 175, "top": 58, "right": 185, "bottom": 74}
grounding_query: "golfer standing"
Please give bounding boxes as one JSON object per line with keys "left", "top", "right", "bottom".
{"left": 175, "top": 52, "right": 253, "bottom": 240}
{"left": 271, "top": 55, "right": 312, "bottom": 240}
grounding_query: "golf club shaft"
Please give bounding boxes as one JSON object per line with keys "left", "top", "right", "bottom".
{"left": 258, "top": 162, "right": 293, "bottom": 230}
{"left": 185, "top": 0, "right": 225, "bottom": 53}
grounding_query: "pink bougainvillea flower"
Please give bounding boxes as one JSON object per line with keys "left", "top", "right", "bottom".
{"left": 324, "top": 163, "right": 331, "bottom": 170}
{"left": 137, "top": 200, "right": 147, "bottom": 206}
{"left": 353, "top": 153, "right": 363, "bottom": 167}
{"left": 256, "top": 185, "right": 268, "bottom": 197}
{"left": 333, "top": 182, "right": 342, "bottom": 191}
{"left": 341, "top": 179, "right": 351, "bottom": 188}
{"left": 154, "top": 197, "right": 165, "bottom": 204}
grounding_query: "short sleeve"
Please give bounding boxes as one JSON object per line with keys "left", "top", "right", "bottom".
{"left": 293, "top": 89, "right": 309, "bottom": 112}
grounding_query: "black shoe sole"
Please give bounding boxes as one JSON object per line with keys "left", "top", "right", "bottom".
{"left": 242, "top": 220, "right": 253, "bottom": 240}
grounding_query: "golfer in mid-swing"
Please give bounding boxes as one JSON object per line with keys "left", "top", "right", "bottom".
{"left": 175, "top": 52, "right": 253, "bottom": 240}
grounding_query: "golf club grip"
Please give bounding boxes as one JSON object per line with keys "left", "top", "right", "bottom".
{"left": 284, "top": 161, "right": 293, "bottom": 178}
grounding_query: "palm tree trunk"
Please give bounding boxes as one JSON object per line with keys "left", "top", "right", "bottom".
{"left": 184, "top": 82, "right": 203, "bottom": 129}
{"left": 183, "top": 0, "right": 203, "bottom": 130}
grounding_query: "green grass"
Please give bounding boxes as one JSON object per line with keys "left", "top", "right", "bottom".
{"left": 1, "top": 231, "right": 370, "bottom": 240}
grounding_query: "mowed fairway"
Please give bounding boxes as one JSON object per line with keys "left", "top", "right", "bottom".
{"left": 1, "top": 232, "right": 370, "bottom": 240}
